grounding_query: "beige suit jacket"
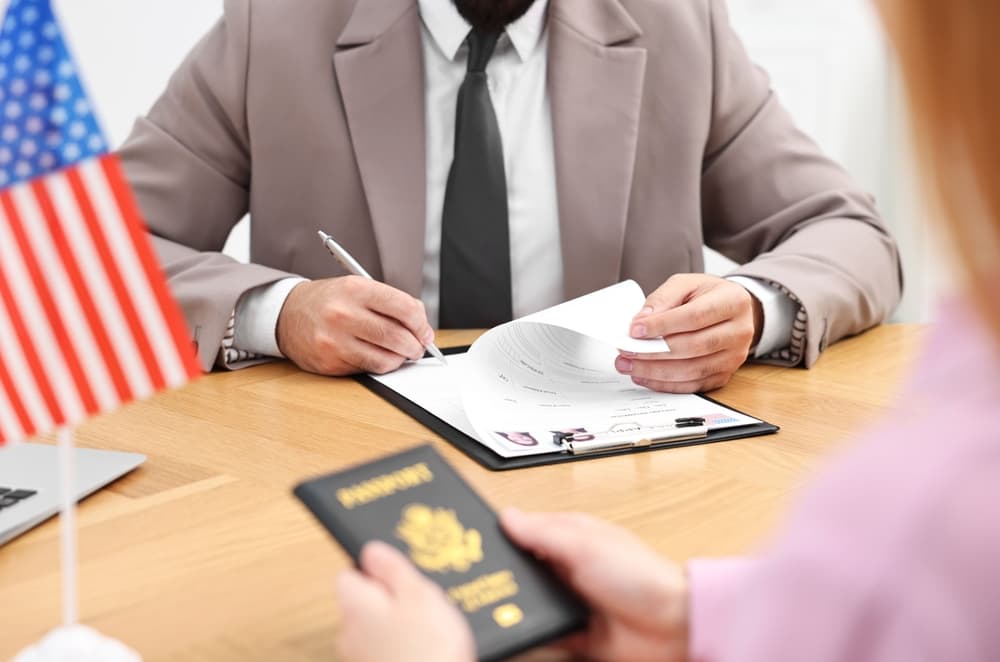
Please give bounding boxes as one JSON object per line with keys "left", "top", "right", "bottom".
{"left": 119, "top": 0, "right": 902, "bottom": 371}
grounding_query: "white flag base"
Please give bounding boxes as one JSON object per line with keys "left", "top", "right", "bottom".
{"left": 12, "top": 625, "right": 142, "bottom": 662}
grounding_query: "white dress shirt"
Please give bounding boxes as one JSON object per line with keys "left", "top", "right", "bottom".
{"left": 230, "top": 0, "right": 795, "bottom": 362}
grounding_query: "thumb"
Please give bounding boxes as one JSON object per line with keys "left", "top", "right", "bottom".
{"left": 500, "top": 508, "right": 599, "bottom": 570}
{"left": 336, "top": 567, "right": 390, "bottom": 616}
{"left": 359, "top": 540, "right": 432, "bottom": 598}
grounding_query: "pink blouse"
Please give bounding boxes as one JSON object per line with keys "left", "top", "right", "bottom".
{"left": 689, "top": 299, "right": 1000, "bottom": 662}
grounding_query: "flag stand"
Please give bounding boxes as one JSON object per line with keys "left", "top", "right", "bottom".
{"left": 11, "top": 431, "right": 141, "bottom": 661}
{"left": 57, "top": 427, "right": 78, "bottom": 627}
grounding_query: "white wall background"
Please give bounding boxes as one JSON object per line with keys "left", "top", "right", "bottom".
{"left": 27, "top": 0, "right": 948, "bottom": 322}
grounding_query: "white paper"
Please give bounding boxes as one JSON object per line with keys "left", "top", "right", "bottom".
{"left": 372, "top": 281, "right": 761, "bottom": 458}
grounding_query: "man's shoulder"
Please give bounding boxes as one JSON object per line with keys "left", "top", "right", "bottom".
{"left": 617, "top": 0, "right": 713, "bottom": 32}
{"left": 234, "top": 0, "right": 359, "bottom": 37}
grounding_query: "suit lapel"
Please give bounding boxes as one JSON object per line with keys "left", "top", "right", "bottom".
{"left": 547, "top": 0, "right": 646, "bottom": 299}
{"left": 334, "top": 0, "right": 425, "bottom": 297}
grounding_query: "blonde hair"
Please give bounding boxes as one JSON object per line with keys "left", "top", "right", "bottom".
{"left": 878, "top": 1, "right": 1000, "bottom": 339}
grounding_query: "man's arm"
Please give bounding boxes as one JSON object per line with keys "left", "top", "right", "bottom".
{"left": 700, "top": 0, "right": 902, "bottom": 367}
{"left": 119, "top": 0, "right": 295, "bottom": 371}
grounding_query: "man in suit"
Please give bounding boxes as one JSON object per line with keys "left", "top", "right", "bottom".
{"left": 119, "top": 0, "right": 902, "bottom": 393}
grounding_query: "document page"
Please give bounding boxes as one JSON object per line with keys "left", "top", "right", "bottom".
{"left": 372, "top": 281, "right": 762, "bottom": 458}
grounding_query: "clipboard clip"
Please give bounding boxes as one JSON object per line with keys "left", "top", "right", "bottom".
{"left": 554, "top": 418, "right": 708, "bottom": 455}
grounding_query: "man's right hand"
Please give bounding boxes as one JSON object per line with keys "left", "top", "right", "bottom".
{"left": 275, "top": 276, "right": 435, "bottom": 376}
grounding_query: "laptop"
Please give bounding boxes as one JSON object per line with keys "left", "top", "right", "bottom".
{"left": 0, "top": 443, "right": 145, "bottom": 546}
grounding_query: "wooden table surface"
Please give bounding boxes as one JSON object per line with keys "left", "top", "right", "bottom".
{"left": 0, "top": 324, "right": 926, "bottom": 660}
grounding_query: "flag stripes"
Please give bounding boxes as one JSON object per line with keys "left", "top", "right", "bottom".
{"left": 0, "top": 154, "right": 199, "bottom": 444}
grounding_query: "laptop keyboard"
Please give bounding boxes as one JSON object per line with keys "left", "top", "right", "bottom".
{"left": 0, "top": 487, "right": 38, "bottom": 510}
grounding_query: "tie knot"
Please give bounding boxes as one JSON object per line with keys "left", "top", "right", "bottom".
{"left": 465, "top": 29, "right": 500, "bottom": 73}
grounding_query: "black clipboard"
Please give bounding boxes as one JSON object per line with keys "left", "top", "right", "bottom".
{"left": 356, "top": 346, "right": 779, "bottom": 471}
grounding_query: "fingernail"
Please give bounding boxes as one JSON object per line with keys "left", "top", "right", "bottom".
{"left": 615, "top": 356, "right": 633, "bottom": 374}
{"left": 421, "top": 328, "right": 435, "bottom": 345}
{"left": 640, "top": 306, "right": 654, "bottom": 316}
{"left": 632, "top": 377, "right": 648, "bottom": 387}
{"left": 619, "top": 351, "right": 637, "bottom": 358}
{"left": 630, "top": 323, "right": 646, "bottom": 338}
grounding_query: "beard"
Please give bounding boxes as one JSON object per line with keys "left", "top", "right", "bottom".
{"left": 452, "top": 0, "right": 537, "bottom": 32}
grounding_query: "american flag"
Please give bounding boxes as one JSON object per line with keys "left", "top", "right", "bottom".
{"left": 0, "top": 0, "right": 200, "bottom": 445}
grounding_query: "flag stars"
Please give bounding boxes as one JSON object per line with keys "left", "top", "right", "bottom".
{"left": 61, "top": 143, "right": 80, "bottom": 160}
{"left": 69, "top": 121, "right": 86, "bottom": 140}
{"left": 0, "top": 5, "right": 112, "bottom": 185}
{"left": 5, "top": 100, "right": 21, "bottom": 119}
{"left": 21, "top": 6, "right": 39, "bottom": 25}
{"left": 19, "top": 138, "right": 36, "bottom": 157}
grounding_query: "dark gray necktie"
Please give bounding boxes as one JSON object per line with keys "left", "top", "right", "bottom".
{"left": 439, "top": 29, "right": 512, "bottom": 329}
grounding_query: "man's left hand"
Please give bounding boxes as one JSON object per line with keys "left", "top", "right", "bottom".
{"left": 616, "top": 274, "right": 762, "bottom": 393}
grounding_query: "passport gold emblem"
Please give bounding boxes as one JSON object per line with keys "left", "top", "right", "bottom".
{"left": 396, "top": 504, "right": 483, "bottom": 573}
{"left": 492, "top": 603, "right": 524, "bottom": 628}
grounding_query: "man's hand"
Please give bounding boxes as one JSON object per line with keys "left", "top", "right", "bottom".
{"left": 335, "top": 541, "right": 475, "bottom": 662}
{"left": 501, "top": 508, "right": 690, "bottom": 662}
{"left": 275, "top": 276, "right": 435, "bottom": 375}
{"left": 615, "top": 274, "right": 762, "bottom": 393}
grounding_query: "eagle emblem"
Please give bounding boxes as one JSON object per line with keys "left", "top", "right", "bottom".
{"left": 396, "top": 504, "right": 483, "bottom": 573}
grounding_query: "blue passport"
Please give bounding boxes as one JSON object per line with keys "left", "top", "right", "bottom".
{"left": 293, "top": 444, "right": 587, "bottom": 661}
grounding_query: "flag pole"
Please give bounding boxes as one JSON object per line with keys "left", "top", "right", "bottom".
{"left": 57, "top": 426, "right": 79, "bottom": 626}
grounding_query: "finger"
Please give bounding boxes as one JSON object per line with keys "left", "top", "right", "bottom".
{"left": 359, "top": 541, "right": 433, "bottom": 599}
{"left": 632, "top": 371, "right": 733, "bottom": 394}
{"left": 635, "top": 274, "right": 701, "bottom": 321}
{"left": 336, "top": 567, "right": 391, "bottom": 617}
{"left": 618, "top": 320, "right": 750, "bottom": 365}
{"left": 337, "top": 336, "right": 410, "bottom": 375}
{"left": 620, "top": 318, "right": 751, "bottom": 364}
{"left": 661, "top": 319, "right": 754, "bottom": 360}
{"left": 618, "top": 351, "right": 741, "bottom": 384}
{"left": 361, "top": 281, "right": 434, "bottom": 345}
{"left": 351, "top": 310, "right": 426, "bottom": 361}
{"left": 633, "top": 289, "right": 744, "bottom": 339}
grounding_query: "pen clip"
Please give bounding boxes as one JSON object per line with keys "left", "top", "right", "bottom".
{"left": 562, "top": 421, "right": 709, "bottom": 455}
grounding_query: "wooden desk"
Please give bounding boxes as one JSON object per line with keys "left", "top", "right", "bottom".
{"left": 1, "top": 325, "right": 925, "bottom": 660}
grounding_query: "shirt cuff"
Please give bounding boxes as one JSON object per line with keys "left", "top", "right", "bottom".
{"left": 687, "top": 557, "right": 756, "bottom": 662}
{"left": 726, "top": 275, "right": 798, "bottom": 358}
{"left": 232, "top": 277, "right": 307, "bottom": 358}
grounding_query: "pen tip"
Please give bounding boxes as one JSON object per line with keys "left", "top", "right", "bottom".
{"left": 317, "top": 230, "right": 328, "bottom": 240}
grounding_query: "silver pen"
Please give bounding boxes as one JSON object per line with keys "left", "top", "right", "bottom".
{"left": 317, "top": 230, "right": 448, "bottom": 366}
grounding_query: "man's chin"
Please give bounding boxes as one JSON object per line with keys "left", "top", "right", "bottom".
{"left": 452, "top": 0, "right": 537, "bottom": 32}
